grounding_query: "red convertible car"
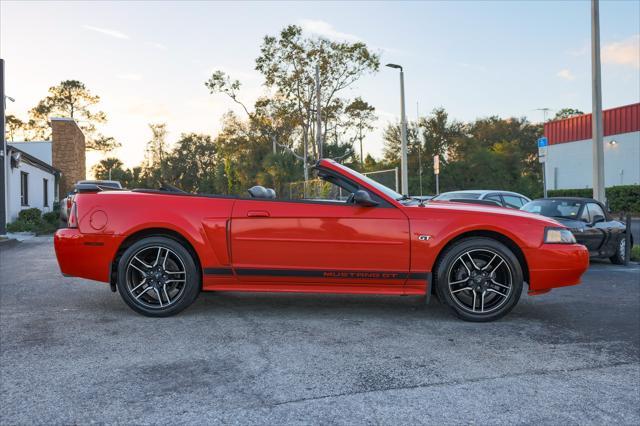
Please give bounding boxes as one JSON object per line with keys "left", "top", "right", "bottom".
{"left": 54, "top": 159, "right": 589, "bottom": 321}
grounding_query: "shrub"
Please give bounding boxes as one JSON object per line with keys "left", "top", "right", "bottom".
{"left": 547, "top": 185, "right": 640, "bottom": 215}
{"left": 18, "top": 207, "right": 43, "bottom": 223}
{"left": 631, "top": 245, "right": 640, "bottom": 262}
{"left": 6, "top": 208, "right": 59, "bottom": 235}
{"left": 42, "top": 211, "right": 59, "bottom": 227}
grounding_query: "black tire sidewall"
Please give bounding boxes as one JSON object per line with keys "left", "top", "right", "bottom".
{"left": 610, "top": 236, "right": 625, "bottom": 264}
{"left": 117, "top": 236, "right": 199, "bottom": 317}
{"left": 435, "top": 237, "right": 523, "bottom": 322}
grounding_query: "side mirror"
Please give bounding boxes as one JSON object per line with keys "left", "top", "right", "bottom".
{"left": 592, "top": 214, "right": 605, "bottom": 224}
{"left": 353, "top": 190, "right": 378, "bottom": 207}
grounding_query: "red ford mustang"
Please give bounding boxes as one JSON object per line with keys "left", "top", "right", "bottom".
{"left": 54, "top": 159, "right": 589, "bottom": 321}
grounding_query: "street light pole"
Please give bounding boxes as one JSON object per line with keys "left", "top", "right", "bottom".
{"left": 1, "top": 59, "right": 7, "bottom": 235}
{"left": 591, "top": 0, "right": 605, "bottom": 202}
{"left": 386, "top": 63, "right": 408, "bottom": 195}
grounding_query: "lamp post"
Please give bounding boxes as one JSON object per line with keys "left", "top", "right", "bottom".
{"left": 386, "top": 63, "right": 408, "bottom": 195}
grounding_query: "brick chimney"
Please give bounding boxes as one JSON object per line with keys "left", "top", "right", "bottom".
{"left": 51, "top": 118, "right": 86, "bottom": 196}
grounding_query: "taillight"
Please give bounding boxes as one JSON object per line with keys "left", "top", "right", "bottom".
{"left": 68, "top": 202, "right": 78, "bottom": 228}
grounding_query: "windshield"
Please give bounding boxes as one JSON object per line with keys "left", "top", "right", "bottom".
{"left": 521, "top": 199, "right": 583, "bottom": 219}
{"left": 434, "top": 192, "right": 482, "bottom": 200}
{"left": 328, "top": 162, "right": 403, "bottom": 200}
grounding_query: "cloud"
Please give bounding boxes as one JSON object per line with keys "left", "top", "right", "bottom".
{"left": 117, "top": 73, "right": 142, "bottom": 81}
{"left": 148, "top": 42, "right": 167, "bottom": 50}
{"left": 603, "top": 35, "right": 640, "bottom": 69}
{"left": 82, "top": 24, "right": 129, "bottom": 39}
{"left": 299, "top": 19, "right": 362, "bottom": 42}
{"left": 556, "top": 69, "right": 575, "bottom": 81}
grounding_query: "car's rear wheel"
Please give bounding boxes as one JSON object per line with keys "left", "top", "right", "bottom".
{"left": 116, "top": 236, "right": 199, "bottom": 317}
{"left": 435, "top": 237, "right": 523, "bottom": 322}
{"left": 609, "top": 236, "right": 627, "bottom": 265}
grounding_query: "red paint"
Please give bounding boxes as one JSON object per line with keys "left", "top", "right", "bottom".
{"left": 54, "top": 159, "right": 589, "bottom": 298}
{"left": 545, "top": 102, "right": 640, "bottom": 145}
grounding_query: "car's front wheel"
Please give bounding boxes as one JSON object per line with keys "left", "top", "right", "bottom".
{"left": 116, "top": 236, "right": 200, "bottom": 317}
{"left": 609, "top": 236, "right": 627, "bottom": 265}
{"left": 435, "top": 237, "right": 523, "bottom": 322}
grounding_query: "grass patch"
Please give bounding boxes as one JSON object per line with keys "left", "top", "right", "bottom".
{"left": 631, "top": 245, "right": 640, "bottom": 262}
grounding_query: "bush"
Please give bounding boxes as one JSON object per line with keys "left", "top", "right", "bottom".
{"left": 6, "top": 208, "right": 59, "bottom": 235}
{"left": 631, "top": 245, "right": 640, "bottom": 262}
{"left": 547, "top": 185, "right": 640, "bottom": 215}
{"left": 18, "top": 207, "right": 43, "bottom": 223}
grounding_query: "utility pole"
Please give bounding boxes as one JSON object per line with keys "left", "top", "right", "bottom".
{"left": 416, "top": 101, "right": 423, "bottom": 196}
{"left": 315, "top": 64, "right": 323, "bottom": 160}
{"left": 1, "top": 59, "right": 7, "bottom": 235}
{"left": 591, "top": 0, "right": 605, "bottom": 202}
{"left": 385, "top": 63, "right": 409, "bottom": 195}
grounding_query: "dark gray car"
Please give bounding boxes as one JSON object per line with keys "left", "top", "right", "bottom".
{"left": 521, "top": 197, "right": 631, "bottom": 264}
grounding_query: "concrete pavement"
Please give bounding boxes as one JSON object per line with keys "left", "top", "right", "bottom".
{"left": 1, "top": 237, "right": 639, "bottom": 425}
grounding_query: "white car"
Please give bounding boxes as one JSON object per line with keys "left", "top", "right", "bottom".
{"left": 432, "top": 190, "right": 531, "bottom": 209}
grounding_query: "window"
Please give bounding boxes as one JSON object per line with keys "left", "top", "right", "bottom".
{"left": 43, "top": 179, "right": 49, "bottom": 207}
{"left": 288, "top": 171, "right": 357, "bottom": 203}
{"left": 20, "top": 172, "right": 29, "bottom": 206}
{"left": 485, "top": 194, "right": 503, "bottom": 205}
{"left": 587, "top": 203, "right": 606, "bottom": 221}
{"left": 436, "top": 192, "right": 481, "bottom": 200}
{"left": 503, "top": 195, "right": 526, "bottom": 209}
{"left": 579, "top": 205, "right": 590, "bottom": 222}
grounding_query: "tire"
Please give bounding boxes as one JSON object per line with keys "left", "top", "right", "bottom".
{"left": 116, "top": 236, "right": 200, "bottom": 317}
{"left": 609, "top": 236, "right": 627, "bottom": 265}
{"left": 434, "top": 237, "right": 523, "bottom": 322}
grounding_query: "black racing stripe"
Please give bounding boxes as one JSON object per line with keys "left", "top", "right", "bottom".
{"left": 204, "top": 268, "right": 432, "bottom": 280}
{"left": 235, "top": 268, "right": 431, "bottom": 280}
{"left": 204, "top": 267, "right": 233, "bottom": 276}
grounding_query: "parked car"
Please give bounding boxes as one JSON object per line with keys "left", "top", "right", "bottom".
{"left": 432, "top": 190, "right": 531, "bottom": 209}
{"left": 521, "top": 197, "right": 632, "bottom": 264}
{"left": 60, "top": 180, "right": 122, "bottom": 223}
{"left": 53, "top": 159, "right": 588, "bottom": 322}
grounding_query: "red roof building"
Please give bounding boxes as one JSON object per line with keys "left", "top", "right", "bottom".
{"left": 542, "top": 103, "right": 640, "bottom": 190}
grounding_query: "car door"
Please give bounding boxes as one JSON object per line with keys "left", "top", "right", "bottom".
{"left": 229, "top": 178, "right": 411, "bottom": 290}
{"left": 587, "top": 202, "right": 616, "bottom": 254}
{"left": 580, "top": 203, "right": 606, "bottom": 252}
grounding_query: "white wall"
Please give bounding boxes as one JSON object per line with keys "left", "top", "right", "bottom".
{"left": 544, "top": 131, "right": 640, "bottom": 190}
{"left": 6, "top": 162, "right": 56, "bottom": 222}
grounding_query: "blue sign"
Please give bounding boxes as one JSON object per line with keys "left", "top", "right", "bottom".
{"left": 537, "top": 137, "right": 548, "bottom": 148}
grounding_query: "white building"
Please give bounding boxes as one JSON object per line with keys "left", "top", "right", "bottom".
{"left": 543, "top": 103, "right": 640, "bottom": 190}
{"left": 5, "top": 141, "right": 59, "bottom": 221}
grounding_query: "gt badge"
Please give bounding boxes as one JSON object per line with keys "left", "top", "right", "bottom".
{"left": 418, "top": 235, "right": 432, "bottom": 241}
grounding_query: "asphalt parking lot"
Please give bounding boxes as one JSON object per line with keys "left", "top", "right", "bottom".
{"left": 1, "top": 237, "right": 639, "bottom": 425}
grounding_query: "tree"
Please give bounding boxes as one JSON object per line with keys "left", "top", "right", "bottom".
{"left": 5, "top": 114, "right": 25, "bottom": 141}
{"left": 255, "top": 25, "right": 379, "bottom": 161}
{"left": 28, "top": 80, "right": 119, "bottom": 151}
{"left": 143, "top": 123, "right": 170, "bottom": 187}
{"left": 345, "top": 97, "right": 376, "bottom": 168}
{"left": 166, "top": 133, "right": 219, "bottom": 193}
{"left": 206, "top": 24, "right": 380, "bottom": 179}
{"left": 553, "top": 108, "right": 584, "bottom": 121}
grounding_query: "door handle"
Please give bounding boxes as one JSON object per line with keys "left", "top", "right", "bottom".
{"left": 247, "top": 210, "right": 270, "bottom": 217}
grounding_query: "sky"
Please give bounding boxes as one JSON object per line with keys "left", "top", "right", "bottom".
{"left": 1, "top": 0, "right": 639, "bottom": 171}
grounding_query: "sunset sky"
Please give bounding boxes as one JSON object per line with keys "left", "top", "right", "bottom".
{"left": 1, "top": 1, "right": 639, "bottom": 170}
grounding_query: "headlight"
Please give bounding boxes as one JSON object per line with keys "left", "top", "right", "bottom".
{"left": 544, "top": 227, "right": 576, "bottom": 244}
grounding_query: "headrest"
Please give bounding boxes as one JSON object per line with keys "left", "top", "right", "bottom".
{"left": 266, "top": 188, "right": 276, "bottom": 199}
{"left": 248, "top": 185, "right": 269, "bottom": 199}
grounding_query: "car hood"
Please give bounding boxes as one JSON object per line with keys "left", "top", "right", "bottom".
{"left": 412, "top": 200, "right": 563, "bottom": 226}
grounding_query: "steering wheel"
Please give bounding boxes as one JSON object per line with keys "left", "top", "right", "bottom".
{"left": 346, "top": 192, "right": 356, "bottom": 204}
